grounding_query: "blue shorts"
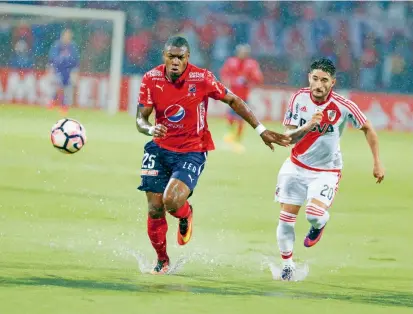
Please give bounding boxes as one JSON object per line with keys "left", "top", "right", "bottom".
{"left": 137, "top": 141, "right": 208, "bottom": 194}
{"left": 56, "top": 72, "right": 71, "bottom": 87}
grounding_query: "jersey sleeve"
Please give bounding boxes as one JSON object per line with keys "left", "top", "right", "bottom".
{"left": 205, "top": 70, "right": 228, "bottom": 100}
{"left": 283, "top": 91, "right": 301, "bottom": 127}
{"left": 344, "top": 100, "right": 367, "bottom": 129}
{"left": 138, "top": 73, "right": 154, "bottom": 107}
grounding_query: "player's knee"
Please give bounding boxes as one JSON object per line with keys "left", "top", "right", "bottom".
{"left": 162, "top": 194, "right": 178, "bottom": 213}
{"left": 148, "top": 202, "right": 165, "bottom": 218}
{"left": 305, "top": 203, "right": 329, "bottom": 225}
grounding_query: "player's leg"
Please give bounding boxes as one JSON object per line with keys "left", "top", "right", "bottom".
{"left": 235, "top": 119, "right": 245, "bottom": 142}
{"left": 60, "top": 77, "right": 73, "bottom": 115}
{"left": 163, "top": 178, "right": 193, "bottom": 245}
{"left": 274, "top": 159, "right": 307, "bottom": 280}
{"left": 145, "top": 192, "right": 169, "bottom": 274}
{"left": 277, "top": 202, "right": 301, "bottom": 280}
{"left": 137, "top": 141, "right": 171, "bottom": 273}
{"left": 163, "top": 151, "right": 207, "bottom": 245}
{"left": 224, "top": 109, "right": 238, "bottom": 143}
{"left": 304, "top": 172, "right": 342, "bottom": 247}
{"left": 231, "top": 118, "right": 246, "bottom": 153}
{"left": 48, "top": 72, "right": 63, "bottom": 110}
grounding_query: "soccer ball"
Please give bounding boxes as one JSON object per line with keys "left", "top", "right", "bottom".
{"left": 50, "top": 118, "right": 86, "bottom": 154}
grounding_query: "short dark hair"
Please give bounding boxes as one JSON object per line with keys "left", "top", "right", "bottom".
{"left": 310, "top": 58, "right": 336, "bottom": 77}
{"left": 164, "top": 36, "right": 190, "bottom": 52}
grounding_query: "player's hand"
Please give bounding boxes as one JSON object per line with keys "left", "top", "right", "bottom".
{"left": 373, "top": 162, "right": 385, "bottom": 183}
{"left": 311, "top": 111, "right": 323, "bottom": 125}
{"left": 153, "top": 124, "right": 167, "bottom": 138}
{"left": 260, "top": 130, "right": 291, "bottom": 151}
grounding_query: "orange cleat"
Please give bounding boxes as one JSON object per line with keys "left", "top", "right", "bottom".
{"left": 177, "top": 205, "right": 193, "bottom": 246}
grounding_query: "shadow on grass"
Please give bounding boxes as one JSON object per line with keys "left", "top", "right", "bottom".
{"left": 0, "top": 275, "right": 411, "bottom": 308}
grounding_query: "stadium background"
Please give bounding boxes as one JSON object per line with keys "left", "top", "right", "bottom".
{"left": 1, "top": 0, "right": 413, "bottom": 131}
{"left": 0, "top": 2, "right": 412, "bottom": 314}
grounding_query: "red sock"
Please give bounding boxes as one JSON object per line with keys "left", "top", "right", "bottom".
{"left": 147, "top": 216, "right": 168, "bottom": 261}
{"left": 169, "top": 201, "right": 191, "bottom": 219}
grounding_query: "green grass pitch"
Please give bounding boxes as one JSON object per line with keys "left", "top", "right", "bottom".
{"left": 0, "top": 105, "right": 412, "bottom": 314}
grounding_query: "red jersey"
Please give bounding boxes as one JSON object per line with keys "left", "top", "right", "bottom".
{"left": 219, "top": 57, "right": 263, "bottom": 101}
{"left": 138, "top": 64, "right": 227, "bottom": 153}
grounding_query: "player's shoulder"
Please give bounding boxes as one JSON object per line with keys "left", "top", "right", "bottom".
{"left": 331, "top": 91, "right": 360, "bottom": 111}
{"left": 245, "top": 58, "right": 259, "bottom": 66}
{"left": 142, "top": 65, "right": 165, "bottom": 82}
{"left": 290, "top": 87, "right": 311, "bottom": 102}
{"left": 225, "top": 56, "right": 239, "bottom": 65}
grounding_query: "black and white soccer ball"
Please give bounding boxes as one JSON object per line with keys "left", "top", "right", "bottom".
{"left": 50, "top": 118, "right": 86, "bottom": 154}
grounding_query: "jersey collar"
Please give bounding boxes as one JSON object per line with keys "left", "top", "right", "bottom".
{"left": 310, "top": 89, "right": 333, "bottom": 106}
{"left": 163, "top": 63, "right": 192, "bottom": 84}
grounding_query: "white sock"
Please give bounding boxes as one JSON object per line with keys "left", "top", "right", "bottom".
{"left": 305, "top": 203, "right": 330, "bottom": 229}
{"left": 277, "top": 211, "right": 297, "bottom": 266}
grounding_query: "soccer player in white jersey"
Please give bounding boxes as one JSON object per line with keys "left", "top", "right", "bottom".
{"left": 274, "top": 58, "right": 385, "bottom": 281}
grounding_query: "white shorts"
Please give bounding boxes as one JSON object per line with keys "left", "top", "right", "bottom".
{"left": 274, "top": 158, "right": 341, "bottom": 207}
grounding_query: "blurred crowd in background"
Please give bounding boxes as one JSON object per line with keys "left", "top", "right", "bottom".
{"left": 1, "top": 1, "right": 413, "bottom": 93}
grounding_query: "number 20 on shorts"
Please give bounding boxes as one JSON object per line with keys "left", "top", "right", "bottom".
{"left": 320, "top": 184, "right": 334, "bottom": 200}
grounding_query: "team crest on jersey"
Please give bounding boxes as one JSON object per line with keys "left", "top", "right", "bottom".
{"left": 188, "top": 84, "right": 196, "bottom": 93}
{"left": 164, "top": 104, "right": 186, "bottom": 123}
{"left": 327, "top": 110, "right": 337, "bottom": 121}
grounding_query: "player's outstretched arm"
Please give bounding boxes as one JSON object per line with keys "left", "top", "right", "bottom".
{"left": 220, "top": 93, "right": 291, "bottom": 150}
{"left": 360, "top": 120, "right": 384, "bottom": 183}
{"left": 136, "top": 105, "right": 167, "bottom": 137}
{"left": 285, "top": 111, "right": 323, "bottom": 144}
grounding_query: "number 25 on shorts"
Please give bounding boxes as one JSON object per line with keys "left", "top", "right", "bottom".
{"left": 142, "top": 153, "right": 156, "bottom": 169}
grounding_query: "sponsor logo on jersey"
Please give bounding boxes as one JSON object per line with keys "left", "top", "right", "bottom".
{"left": 164, "top": 104, "right": 186, "bottom": 123}
{"left": 147, "top": 69, "right": 162, "bottom": 77}
{"left": 300, "top": 106, "right": 307, "bottom": 112}
{"left": 189, "top": 72, "right": 205, "bottom": 79}
{"left": 300, "top": 118, "right": 334, "bottom": 133}
{"left": 147, "top": 88, "right": 152, "bottom": 105}
{"left": 141, "top": 169, "right": 159, "bottom": 176}
{"left": 198, "top": 101, "right": 205, "bottom": 133}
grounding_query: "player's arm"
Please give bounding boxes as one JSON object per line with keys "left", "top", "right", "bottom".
{"left": 220, "top": 92, "right": 290, "bottom": 149}
{"left": 360, "top": 120, "right": 384, "bottom": 183}
{"left": 136, "top": 105, "right": 167, "bottom": 137}
{"left": 284, "top": 112, "right": 323, "bottom": 144}
{"left": 135, "top": 74, "right": 166, "bottom": 137}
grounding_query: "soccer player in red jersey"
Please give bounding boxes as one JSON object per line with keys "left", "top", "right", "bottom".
{"left": 136, "top": 36, "right": 290, "bottom": 274}
{"left": 220, "top": 44, "right": 264, "bottom": 152}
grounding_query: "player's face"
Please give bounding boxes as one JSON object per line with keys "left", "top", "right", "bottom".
{"left": 237, "top": 47, "right": 250, "bottom": 59}
{"left": 163, "top": 46, "right": 189, "bottom": 81}
{"left": 308, "top": 69, "right": 336, "bottom": 101}
{"left": 61, "top": 30, "right": 73, "bottom": 45}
